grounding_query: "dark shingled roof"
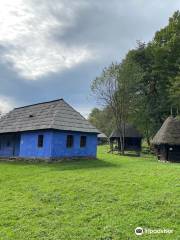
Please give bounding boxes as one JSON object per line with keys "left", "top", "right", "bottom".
{"left": 0, "top": 99, "right": 99, "bottom": 134}
{"left": 109, "top": 124, "right": 142, "bottom": 138}
{"left": 152, "top": 116, "right": 180, "bottom": 145}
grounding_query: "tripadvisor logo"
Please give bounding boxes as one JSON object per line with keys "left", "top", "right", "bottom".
{"left": 135, "top": 227, "right": 144, "bottom": 236}
{"left": 134, "top": 226, "right": 173, "bottom": 236}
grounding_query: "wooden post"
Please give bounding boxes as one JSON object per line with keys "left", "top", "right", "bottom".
{"left": 170, "top": 107, "right": 173, "bottom": 116}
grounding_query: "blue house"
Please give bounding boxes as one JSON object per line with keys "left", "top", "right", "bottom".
{"left": 0, "top": 99, "right": 99, "bottom": 160}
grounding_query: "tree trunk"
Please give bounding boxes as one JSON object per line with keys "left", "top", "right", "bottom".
{"left": 146, "top": 137, "right": 150, "bottom": 147}
{"left": 117, "top": 124, "right": 125, "bottom": 155}
{"left": 110, "top": 139, "right": 113, "bottom": 153}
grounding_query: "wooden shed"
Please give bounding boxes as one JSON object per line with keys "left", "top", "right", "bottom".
{"left": 98, "top": 133, "right": 108, "bottom": 145}
{"left": 152, "top": 116, "right": 180, "bottom": 162}
{"left": 109, "top": 124, "right": 142, "bottom": 154}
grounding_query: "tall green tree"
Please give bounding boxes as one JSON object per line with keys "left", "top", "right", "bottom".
{"left": 91, "top": 63, "right": 126, "bottom": 153}
{"left": 91, "top": 61, "right": 140, "bottom": 153}
{"left": 153, "top": 11, "right": 180, "bottom": 115}
{"left": 125, "top": 11, "right": 180, "bottom": 143}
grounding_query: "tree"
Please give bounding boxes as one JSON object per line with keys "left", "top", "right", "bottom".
{"left": 170, "top": 76, "right": 180, "bottom": 113}
{"left": 88, "top": 107, "right": 114, "bottom": 136}
{"left": 91, "top": 63, "right": 126, "bottom": 153}
{"left": 152, "top": 10, "right": 180, "bottom": 115}
{"left": 120, "top": 44, "right": 153, "bottom": 145}
{"left": 91, "top": 61, "right": 139, "bottom": 154}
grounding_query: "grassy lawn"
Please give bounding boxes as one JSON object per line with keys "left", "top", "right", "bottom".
{"left": 0, "top": 146, "right": 179, "bottom": 240}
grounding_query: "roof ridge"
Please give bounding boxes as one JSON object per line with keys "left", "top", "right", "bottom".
{"left": 15, "top": 98, "right": 63, "bottom": 110}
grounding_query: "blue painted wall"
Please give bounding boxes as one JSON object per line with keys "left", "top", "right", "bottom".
{"left": 51, "top": 130, "right": 97, "bottom": 158}
{"left": 14, "top": 135, "right": 21, "bottom": 156}
{"left": 19, "top": 130, "right": 53, "bottom": 158}
{"left": 0, "top": 130, "right": 98, "bottom": 159}
{"left": 0, "top": 134, "right": 20, "bottom": 157}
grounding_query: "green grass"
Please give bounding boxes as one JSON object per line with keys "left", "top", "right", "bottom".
{"left": 0, "top": 146, "right": 179, "bottom": 240}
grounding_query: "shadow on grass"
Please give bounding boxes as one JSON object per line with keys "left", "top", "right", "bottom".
{"left": 111, "top": 152, "right": 140, "bottom": 157}
{"left": 47, "top": 158, "right": 117, "bottom": 171}
{"left": 0, "top": 158, "right": 117, "bottom": 171}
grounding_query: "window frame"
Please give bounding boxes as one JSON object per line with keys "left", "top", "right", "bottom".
{"left": 38, "top": 134, "right": 44, "bottom": 148}
{"left": 66, "top": 135, "right": 74, "bottom": 148}
{"left": 80, "top": 136, "right": 87, "bottom": 148}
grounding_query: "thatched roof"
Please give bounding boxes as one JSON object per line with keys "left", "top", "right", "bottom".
{"left": 152, "top": 116, "right": 180, "bottom": 145}
{"left": 109, "top": 124, "right": 142, "bottom": 138}
{"left": 98, "top": 133, "right": 108, "bottom": 138}
{"left": 0, "top": 99, "right": 99, "bottom": 134}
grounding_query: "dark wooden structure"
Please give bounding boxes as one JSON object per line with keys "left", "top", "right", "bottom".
{"left": 152, "top": 116, "right": 180, "bottom": 162}
{"left": 109, "top": 124, "right": 142, "bottom": 155}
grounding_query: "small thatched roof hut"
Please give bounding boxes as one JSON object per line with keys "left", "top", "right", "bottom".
{"left": 152, "top": 116, "right": 180, "bottom": 162}
{"left": 109, "top": 124, "right": 142, "bottom": 154}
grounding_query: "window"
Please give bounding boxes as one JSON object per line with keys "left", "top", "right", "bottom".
{"left": 38, "top": 135, "right": 44, "bottom": 148}
{"left": 80, "top": 136, "right": 86, "bottom": 148}
{"left": 66, "top": 135, "right": 73, "bottom": 148}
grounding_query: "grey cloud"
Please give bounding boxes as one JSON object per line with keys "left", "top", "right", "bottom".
{"left": 0, "top": 0, "right": 179, "bottom": 115}
{"left": 52, "top": 0, "right": 180, "bottom": 60}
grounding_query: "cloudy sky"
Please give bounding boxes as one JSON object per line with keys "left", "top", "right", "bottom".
{"left": 0, "top": 0, "right": 179, "bottom": 117}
